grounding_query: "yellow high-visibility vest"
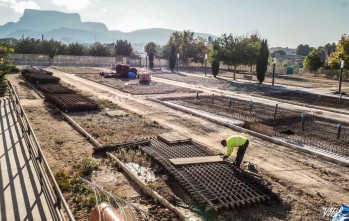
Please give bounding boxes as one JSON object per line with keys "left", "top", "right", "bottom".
{"left": 225, "top": 135, "right": 248, "bottom": 157}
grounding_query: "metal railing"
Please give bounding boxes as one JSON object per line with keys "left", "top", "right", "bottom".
{"left": 7, "top": 81, "right": 75, "bottom": 221}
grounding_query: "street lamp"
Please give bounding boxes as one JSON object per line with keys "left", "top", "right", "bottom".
{"left": 339, "top": 60, "right": 345, "bottom": 101}
{"left": 204, "top": 53, "right": 208, "bottom": 76}
{"left": 146, "top": 55, "right": 148, "bottom": 69}
{"left": 272, "top": 57, "right": 276, "bottom": 86}
{"left": 177, "top": 53, "right": 179, "bottom": 72}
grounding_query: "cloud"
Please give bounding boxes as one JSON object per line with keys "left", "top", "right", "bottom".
{"left": 51, "top": 0, "right": 90, "bottom": 11}
{"left": 0, "top": 0, "right": 40, "bottom": 13}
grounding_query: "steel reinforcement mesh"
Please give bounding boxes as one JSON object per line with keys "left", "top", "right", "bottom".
{"left": 37, "top": 84, "right": 75, "bottom": 94}
{"left": 163, "top": 96, "right": 349, "bottom": 156}
{"left": 141, "top": 139, "right": 272, "bottom": 211}
{"left": 46, "top": 94, "right": 99, "bottom": 112}
{"left": 263, "top": 90, "right": 349, "bottom": 109}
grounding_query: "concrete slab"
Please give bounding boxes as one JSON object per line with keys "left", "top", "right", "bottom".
{"left": 169, "top": 156, "right": 223, "bottom": 165}
{"left": 157, "top": 131, "right": 191, "bottom": 145}
{"left": 0, "top": 98, "right": 55, "bottom": 221}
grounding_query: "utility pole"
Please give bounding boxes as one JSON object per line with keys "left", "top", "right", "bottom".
{"left": 272, "top": 57, "right": 276, "bottom": 86}
{"left": 338, "top": 60, "right": 344, "bottom": 98}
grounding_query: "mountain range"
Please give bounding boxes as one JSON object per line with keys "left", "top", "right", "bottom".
{"left": 0, "top": 9, "right": 214, "bottom": 46}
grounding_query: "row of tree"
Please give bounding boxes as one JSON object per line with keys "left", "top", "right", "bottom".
{"left": 304, "top": 34, "right": 349, "bottom": 72}
{"left": 143, "top": 31, "right": 269, "bottom": 83}
{"left": 271, "top": 43, "right": 337, "bottom": 58}
{"left": 0, "top": 37, "right": 137, "bottom": 59}
{"left": 144, "top": 30, "right": 209, "bottom": 69}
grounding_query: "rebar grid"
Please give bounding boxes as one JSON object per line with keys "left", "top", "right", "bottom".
{"left": 164, "top": 96, "right": 349, "bottom": 156}
{"left": 141, "top": 139, "right": 272, "bottom": 211}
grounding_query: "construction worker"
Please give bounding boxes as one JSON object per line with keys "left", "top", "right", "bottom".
{"left": 221, "top": 135, "right": 249, "bottom": 167}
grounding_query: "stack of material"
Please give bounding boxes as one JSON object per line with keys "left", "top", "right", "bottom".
{"left": 121, "top": 65, "right": 130, "bottom": 78}
{"left": 46, "top": 94, "right": 99, "bottom": 112}
{"left": 37, "top": 84, "right": 75, "bottom": 94}
{"left": 139, "top": 73, "right": 151, "bottom": 84}
{"left": 22, "top": 72, "right": 60, "bottom": 84}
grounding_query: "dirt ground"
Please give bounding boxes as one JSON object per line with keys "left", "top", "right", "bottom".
{"left": 76, "top": 73, "right": 196, "bottom": 95}
{"left": 42, "top": 67, "right": 349, "bottom": 220}
{"left": 6, "top": 74, "right": 180, "bottom": 221}
{"left": 69, "top": 99, "right": 169, "bottom": 146}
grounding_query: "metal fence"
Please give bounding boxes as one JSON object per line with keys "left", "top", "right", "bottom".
{"left": 7, "top": 81, "right": 75, "bottom": 221}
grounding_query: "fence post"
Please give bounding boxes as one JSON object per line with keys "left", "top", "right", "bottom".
{"left": 196, "top": 91, "right": 199, "bottom": 101}
{"left": 337, "top": 123, "right": 343, "bottom": 139}
{"left": 229, "top": 98, "right": 232, "bottom": 109}
{"left": 274, "top": 104, "right": 278, "bottom": 124}
{"left": 301, "top": 113, "right": 306, "bottom": 131}
{"left": 211, "top": 93, "right": 214, "bottom": 105}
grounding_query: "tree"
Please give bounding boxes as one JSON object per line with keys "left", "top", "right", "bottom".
{"left": 271, "top": 50, "right": 286, "bottom": 57}
{"left": 324, "top": 43, "right": 336, "bottom": 56}
{"left": 256, "top": 40, "right": 269, "bottom": 83}
{"left": 328, "top": 34, "right": 349, "bottom": 69}
{"left": 169, "top": 45, "right": 177, "bottom": 72}
{"left": 242, "top": 33, "right": 262, "bottom": 70}
{"left": 66, "top": 42, "right": 87, "bottom": 56}
{"left": 210, "top": 41, "right": 220, "bottom": 77}
{"left": 115, "top": 40, "right": 133, "bottom": 58}
{"left": 15, "top": 37, "right": 40, "bottom": 54}
{"left": 0, "top": 44, "right": 14, "bottom": 96}
{"left": 217, "top": 34, "right": 245, "bottom": 80}
{"left": 304, "top": 49, "right": 323, "bottom": 72}
{"left": 145, "top": 42, "right": 157, "bottom": 69}
{"left": 89, "top": 42, "right": 110, "bottom": 56}
{"left": 40, "top": 39, "right": 60, "bottom": 60}
{"left": 191, "top": 37, "right": 209, "bottom": 66}
{"left": 296, "top": 44, "right": 311, "bottom": 56}
{"left": 165, "top": 30, "right": 208, "bottom": 66}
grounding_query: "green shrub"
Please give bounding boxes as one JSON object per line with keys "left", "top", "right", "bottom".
{"left": 80, "top": 157, "right": 99, "bottom": 176}
{"left": 54, "top": 169, "right": 72, "bottom": 191}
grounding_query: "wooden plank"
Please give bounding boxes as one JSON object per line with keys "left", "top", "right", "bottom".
{"left": 157, "top": 132, "right": 191, "bottom": 145}
{"left": 169, "top": 156, "right": 223, "bottom": 165}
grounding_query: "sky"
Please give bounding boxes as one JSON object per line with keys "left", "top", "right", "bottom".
{"left": 0, "top": 0, "right": 348, "bottom": 48}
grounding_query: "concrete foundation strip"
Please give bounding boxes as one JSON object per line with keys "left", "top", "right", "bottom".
{"left": 107, "top": 153, "right": 187, "bottom": 221}
{"left": 151, "top": 98, "right": 349, "bottom": 167}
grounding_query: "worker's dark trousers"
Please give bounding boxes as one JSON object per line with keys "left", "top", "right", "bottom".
{"left": 233, "top": 140, "right": 249, "bottom": 167}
